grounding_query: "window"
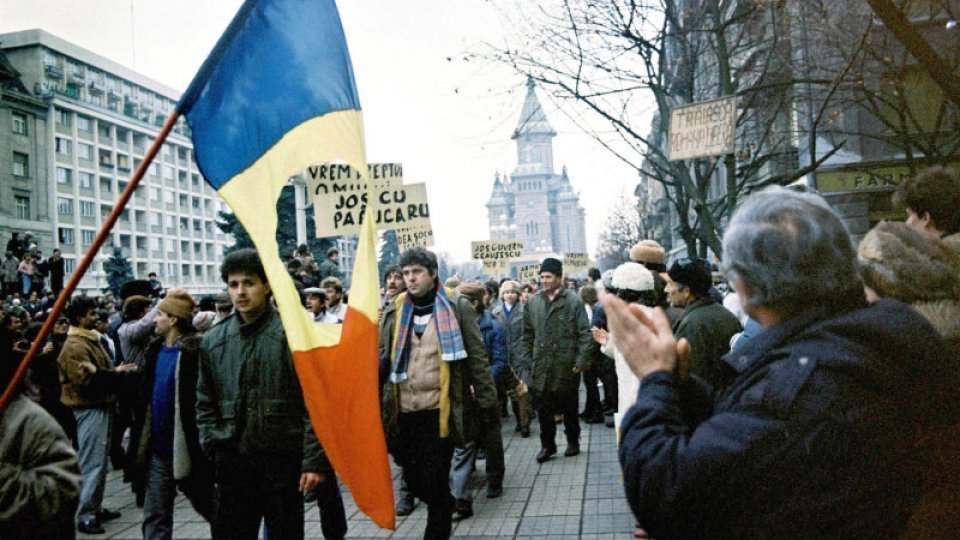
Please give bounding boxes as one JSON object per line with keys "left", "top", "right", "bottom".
{"left": 57, "top": 110, "right": 71, "bottom": 127}
{"left": 162, "top": 144, "right": 173, "bottom": 159}
{"left": 56, "top": 137, "right": 72, "bottom": 156}
{"left": 59, "top": 228, "right": 74, "bottom": 245}
{"left": 77, "top": 143, "right": 93, "bottom": 160}
{"left": 148, "top": 162, "right": 159, "bottom": 177}
{"left": 150, "top": 187, "right": 161, "bottom": 202}
{"left": 164, "top": 190, "right": 175, "bottom": 204}
{"left": 80, "top": 201, "right": 95, "bottom": 217}
{"left": 151, "top": 237, "right": 163, "bottom": 251}
{"left": 57, "top": 197, "right": 73, "bottom": 215}
{"left": 79, "top": 171, "right": 94, "bottom": 189}
{"left": 166, "top": 215, "right": 176, "bottom": 228}
{"left": 64, "top": 258, "right": 75, "bottom": 274}
{"left": 166, "top": 238, "right": 176, "bottom": 252}
{"left": 56, "top": 167, "right": 72, "bottom": 185}
{"left": 166, "top": 263, "right": 177, "bottom": 277}
{"left": 162, "top": 166, "right": 174, "bottom": 181}
{"left": 150, "top": 212, "right": 161, "bottom": 226}
{"left": 12, "top": 152, "right": 28, "bottom": 177}
{"left": 12, "top": 112, "right": 27, "bottom": 135}
{"left": 77, "top": 115, "right": 92, "bottom": 132}
{"left": 81, "top": 230, "right": 95, "bottom": 245}
{"left": 15, "top": 196, "right": 30, "bottom": 219}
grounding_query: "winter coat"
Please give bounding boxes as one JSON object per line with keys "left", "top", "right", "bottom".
{"left": 57, "top": 329, "right": 123, "bottom": 408}
{"left": 316, "top": 258, "right": 343, "bottom": 281}
{"left": 128, "top": 333, "right": 213, "bottom": 520}
{"left": 118, "top": 305, "right": 159, "bottom": 369}
{"left": 379, "top": 289, "right": 499, "bottom": 448}
{"left": 491, "top": 301, "right": 523, "bottom": 369}
{"left": 477, "top": 310, "right": 508, "bottom": 379}
{"left": 518, "top": 288, "right": 593, "bottom": 394}
{"left": 0, "top": 394, "right": 80, "bottom": 540}
{"left": 196, "top": 306, "right": 328, "bottom": 472}
{"left": 1, "top": 256, "right": 18, "bottom": 283}
{"left": 672, "top": 297, "right": 742, "bottom": 393}
{"left": 46, "top": 256, "right": 65, "bottom": 289}
{"left": 619, "top": 299, "right": 960, "bottom": 540}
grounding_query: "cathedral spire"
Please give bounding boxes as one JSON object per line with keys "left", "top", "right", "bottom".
{"left": 512, "top": 76, "right": 556, "bottom": 140}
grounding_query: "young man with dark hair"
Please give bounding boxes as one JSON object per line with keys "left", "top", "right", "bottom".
{"left": 895, "top": 166, "right": 960, "bottom": 249}
{"left": 316, "top": 247, "right": 343, "bottom": 281}
{"left": 58, "top": 296, "right": 137, "bottom": 534}
{"left": 198, "top": 248, "right": 330, "bottom": 539}
{"left": 320, "top": 276, "right": 347, "bottom": 323}
{"left": 519, "top": 258, "right": 593, "bottom": 463}
{"left": 380, "top": 246, "right": 499, "bottom": 538}
{"left": 129, "top": 289, "right": 213, "bottom": 539}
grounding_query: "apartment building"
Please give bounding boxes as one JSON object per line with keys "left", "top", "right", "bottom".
{"left": 0, "top": 29, "right": 232, "bottom": 295}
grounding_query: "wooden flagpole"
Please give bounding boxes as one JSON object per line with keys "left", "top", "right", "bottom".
{"left": 0, "top": 110, "right": 182, "bottom": 415}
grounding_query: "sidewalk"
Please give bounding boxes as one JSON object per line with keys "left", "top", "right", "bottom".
{"left": 80, "top": 414, "right": 635, "bottom": 539}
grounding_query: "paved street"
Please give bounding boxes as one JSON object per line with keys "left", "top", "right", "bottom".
{"left": 80, "top": 413, "right": 636, "bottom": 539}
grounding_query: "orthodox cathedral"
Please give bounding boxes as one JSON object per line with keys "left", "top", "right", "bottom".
{"left": 486, "top": 78, "right": 587, "bottom": 256}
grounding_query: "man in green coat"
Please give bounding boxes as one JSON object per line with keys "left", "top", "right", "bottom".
{"left": 520, "top": 257, "right": 593, "bottom": 463}
{"left": 665, "top": 257, "right": 742, "bottom": 395}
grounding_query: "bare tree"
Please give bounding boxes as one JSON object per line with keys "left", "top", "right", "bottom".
{"left": 596, "top": 191, "right": 647, "bottom": 270}
{"left": 487, "top": 0, "right": 852, "bottom": 257}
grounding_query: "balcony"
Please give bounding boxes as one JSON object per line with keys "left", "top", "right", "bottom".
{"left": 44, "top": 64, "right": 63, "bottom": 79}
{"left": 69, "top": 71, "right": 85, "bottom": 83}
{"left": 88, "top": 81, "right": 104, "bottom": 95}
{"left": 107, "top": 89, "right": 121, "bottom": 101}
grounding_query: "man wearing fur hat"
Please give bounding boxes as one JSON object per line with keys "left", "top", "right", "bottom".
{"left": 630, "top": 240, "right": 667, "bottom": 274}
{"left": 129, "top": 289, "right": 213, "bottom": 539}
{"left": 520, "top": 257, "right": 593, "bottom": 463}
{"left": 665, "top": 257, "right": 741, "bottom": 394}
{"left": 380, "top": 247, "right": 498, "bottom": 538}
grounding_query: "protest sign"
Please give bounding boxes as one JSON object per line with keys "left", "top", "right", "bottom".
{"left": 395, "top": 219, "right": 434, "bottom": 251}
{"left": 518, "top": 263, "right": 541, "bottom": 281}
{"left": 471, "top": 240, "right": 524, "bottom": 262}
{"left": 668, "top": 96, "right": 736, "bottom": 161}
{"left": 563, "top": 252, "right": 591, "bottom": 274}
{"left": 313, "top": 181, "right": 431, "bottom": 237}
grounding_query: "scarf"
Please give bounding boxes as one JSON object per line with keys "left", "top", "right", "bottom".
{"left": 390, "top": 287, "right": 467, "bottom": 383}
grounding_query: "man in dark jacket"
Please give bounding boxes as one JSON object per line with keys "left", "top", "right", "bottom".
{"left": 380, "top": 247, "right": 498, "bottom": 539}
{"left": 316, "top": 247, "right": 343, "bottom": 281}
{"left": 46, "top": 248, "right": 65, "bottom": 299}
{"left": 128, "top": 289, "right": 213, "bottom": 539}
{"left": 664, "top": 257, "right": 741, "bottom": 394}
{"left": 608, "top": 186, "right": 960, "bottom": 539}
{"left": 197, "top": 249, "right": 330, "bottom": 539}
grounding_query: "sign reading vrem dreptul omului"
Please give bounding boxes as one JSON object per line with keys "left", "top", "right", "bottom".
{"left": 668, "top": 96, "right": 736, "bottom": 161}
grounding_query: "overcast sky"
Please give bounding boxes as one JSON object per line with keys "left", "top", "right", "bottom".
{"left": 0, "top": 0, "right": 640, "bottom": 262}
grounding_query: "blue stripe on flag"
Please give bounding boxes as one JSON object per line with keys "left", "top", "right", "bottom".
{"left": 178, "top": 0, "right": 360, "bottom": 189}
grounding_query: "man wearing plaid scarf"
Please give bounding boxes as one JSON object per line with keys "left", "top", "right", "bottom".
{"left": 380, "top": 247, "right": 498, "bottom": 539}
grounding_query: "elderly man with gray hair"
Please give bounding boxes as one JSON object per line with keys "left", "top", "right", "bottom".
{"left": 607, "top": 186, "right": 960, "bottom": 539}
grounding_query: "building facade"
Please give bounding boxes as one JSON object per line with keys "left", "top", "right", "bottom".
{"left": 486, "top": 78, "right": 587, "bottom": 257}
{"left": 0, "top": 29, "right": 232, "bottom": 295}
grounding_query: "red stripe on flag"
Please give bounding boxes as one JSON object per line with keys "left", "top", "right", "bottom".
{"left": 293, "top": 307, "right": 395, "bottom": 529}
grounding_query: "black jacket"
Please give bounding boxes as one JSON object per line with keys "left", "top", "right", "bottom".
{"left": 128, "top": 333, "right": 213, "bottom": 519}
{"left": 619, "top": 299, "right": 960, "bottom": 539}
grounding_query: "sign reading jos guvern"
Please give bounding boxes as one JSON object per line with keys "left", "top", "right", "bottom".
{"left": 668, "top": 96, "right": 736, "bottom": 161}
{"left": 471, "top": 240, "right": 524, "bottom": 261}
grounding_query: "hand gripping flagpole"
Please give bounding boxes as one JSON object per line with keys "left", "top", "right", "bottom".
{"left": 0, "top": 111, "right": 181, "bottom": 416}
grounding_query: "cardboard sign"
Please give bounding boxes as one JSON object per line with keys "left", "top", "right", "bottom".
{"left": 668, "top": 96, "right": 736, "bottom": 161}
{"left": 313, "top": 181, "right": 431, "bottom": 237}
{"left": 305, "top": 162, "right": 402, "bottom": 196}
{"left": 518, "top": 263, "right": 541, "bottom": 281}
{"left": 563, "top": 252, "right": 591, "bottom": 274}
{"left": 395, "top": 220, "right": 434, "bottom": 251}
{"left": 471, "top": 240, "right": 524, "bottom": 262}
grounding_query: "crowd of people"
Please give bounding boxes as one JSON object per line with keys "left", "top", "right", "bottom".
{"left": 1, "top": 165, "right": 959, "bottom": 539}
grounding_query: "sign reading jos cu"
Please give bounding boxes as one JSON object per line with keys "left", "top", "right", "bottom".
{"left": 305, "top": 163, "right": 430, "bottom": 237}
{"left": 668, "top": 96, "right": 736, "bottom": 161}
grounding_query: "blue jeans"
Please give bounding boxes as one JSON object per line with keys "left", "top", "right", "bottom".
{"left": 20, "top": 273, "right": 30, "bottom": 295}
{"left": 143, "top": 454, "right": 175, "bottom": 540}
{"left": 74, "top": 406, "right": 111, "bottom": 522}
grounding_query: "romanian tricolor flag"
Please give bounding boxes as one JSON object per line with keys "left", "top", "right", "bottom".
{"left": 177, "top": 0, "right": 394, "bottom": 529}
